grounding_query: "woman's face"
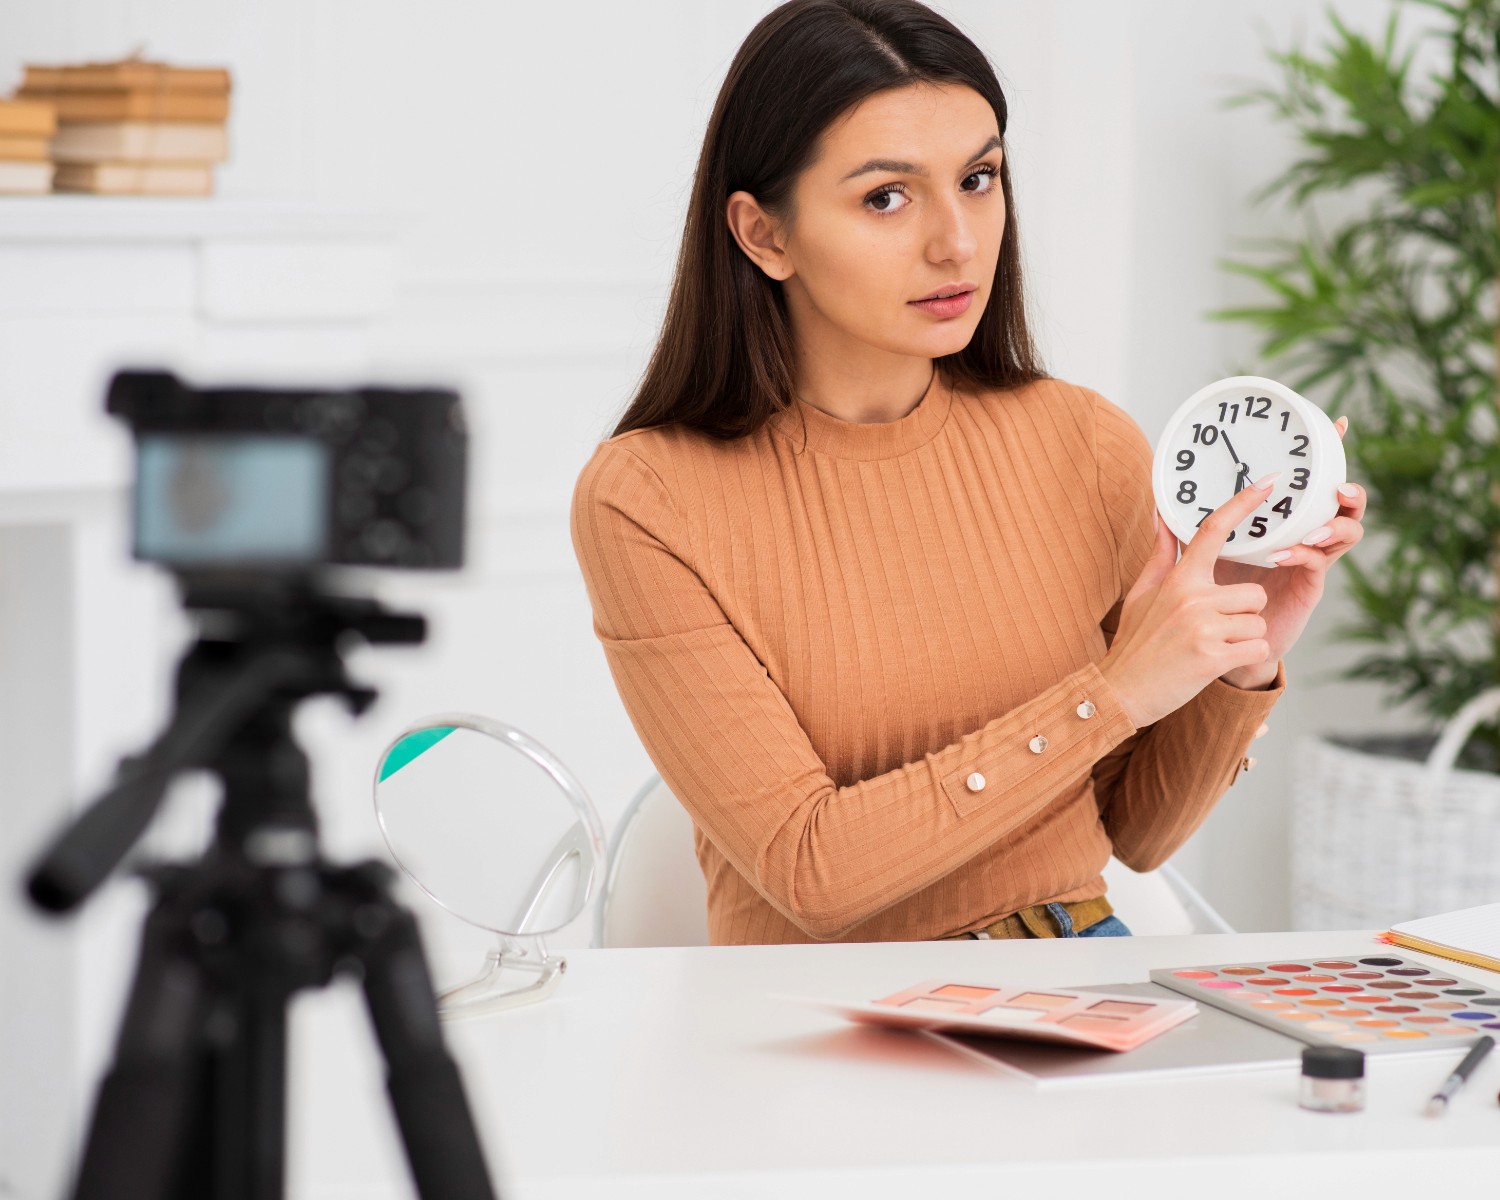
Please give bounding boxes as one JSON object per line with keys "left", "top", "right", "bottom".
{"left": 729, "top": 82, "right": 1006, "bottom": 367}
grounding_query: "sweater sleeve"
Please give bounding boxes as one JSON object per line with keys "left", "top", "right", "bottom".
{"left": 1088, "top": 392, "right": 1286, "bottom": 871}
{"left": 571, "top": 439, "right": 1140, "bottom": 941}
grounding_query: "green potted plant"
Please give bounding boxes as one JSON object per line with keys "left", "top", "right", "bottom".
{"left": 1215, "top": 0, "right": 1500, "bottom": 926}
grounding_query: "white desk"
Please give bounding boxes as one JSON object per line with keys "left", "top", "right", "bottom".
{"left": 290, "top": 932, "right": 1500, "bottom": 1199}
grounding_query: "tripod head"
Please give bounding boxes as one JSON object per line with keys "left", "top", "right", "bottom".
{"left": 26, "top": 572, "right": 425, "bottom": 914}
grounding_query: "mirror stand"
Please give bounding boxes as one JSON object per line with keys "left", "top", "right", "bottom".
{"left": 437, "top": 933, "right": 566, "bottom": 1019}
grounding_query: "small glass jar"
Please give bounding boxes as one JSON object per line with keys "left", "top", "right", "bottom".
{"left": 1299, "top": 1045, "right": 1366, "bottom": 1113}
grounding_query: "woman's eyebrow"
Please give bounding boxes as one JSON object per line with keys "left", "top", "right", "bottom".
{"left": 840, "top": 134, "right": 1003, "bottom": 182}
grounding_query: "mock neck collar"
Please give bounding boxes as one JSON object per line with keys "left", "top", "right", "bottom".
{"left": 767, "top": 368, "right": 954, "bottom": 461}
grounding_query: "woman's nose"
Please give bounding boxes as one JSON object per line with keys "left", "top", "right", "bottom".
{"left": 928, "top": 198, "right": 979, "bottom": 262}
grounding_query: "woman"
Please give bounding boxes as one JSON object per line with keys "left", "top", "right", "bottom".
{"left": 570, "top": 0, "right": 1365, "bottom": 945}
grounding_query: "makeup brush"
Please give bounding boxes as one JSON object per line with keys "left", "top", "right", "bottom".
{"left": 1425, "top": 1035, "right": 1494, "bottom": 1117}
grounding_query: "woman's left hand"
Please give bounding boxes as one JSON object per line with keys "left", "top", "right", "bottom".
{"left": 1212, "top": 415, "right": 1365, "bottom": 689}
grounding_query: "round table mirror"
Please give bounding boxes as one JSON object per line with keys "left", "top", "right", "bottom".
{"left": 373, "top": 712, "right": 605, "bottom": 1017}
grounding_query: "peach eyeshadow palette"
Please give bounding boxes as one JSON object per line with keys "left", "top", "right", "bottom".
{"left": 783, "top": 979, "right": 1199, "bottom": 1052}
{"left": 1149, "top": 954, "right": 1500, "bottom": 1053}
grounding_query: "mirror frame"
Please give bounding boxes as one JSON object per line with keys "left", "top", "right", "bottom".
{"left": 372, "top": 711, "right": 608, "bottom": 1018}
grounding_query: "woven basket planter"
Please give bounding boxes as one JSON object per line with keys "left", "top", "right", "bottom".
{"left": 1290, "top": 689, "right": 1500, "bottom": 930}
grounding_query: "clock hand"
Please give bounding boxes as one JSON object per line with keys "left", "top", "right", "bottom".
{"left": 1220, "top": 429, "right": 1253, "bottom": 496}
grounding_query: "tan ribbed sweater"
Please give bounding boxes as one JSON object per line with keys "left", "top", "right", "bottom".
{"left": 570, "top": 371, "right": 1285, "bottom": 944}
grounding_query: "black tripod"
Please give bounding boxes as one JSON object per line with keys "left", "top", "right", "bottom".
{"left": 26, "top": 580, "right": 499, "bottom": 1200}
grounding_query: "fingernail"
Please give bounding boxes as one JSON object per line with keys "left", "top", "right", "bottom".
{"left": 1255, "top": 722, "right": 1270, "bottom": 739}
{"left": 1337, "top": 483, "right": 1358, "bottom": 498}
{"left": 1302, "top": 526, "right": 1331, "bottom": 545}
{"left": 1266, "top": 550, "right": 1292, "bottom": 563}
{"left": 1252, "top": 471, "right": 1281, "bottom": 491}
{"left": 1336, "top": 414, "right": 1349, "bottom": 427}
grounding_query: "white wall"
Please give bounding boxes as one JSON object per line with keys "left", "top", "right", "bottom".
{"left": 0, "top": 1, "right": 1423, "bottom": 1195}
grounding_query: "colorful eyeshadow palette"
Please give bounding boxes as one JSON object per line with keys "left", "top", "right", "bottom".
{"left": 1149, "top": 954, "right": 1500, "bottom": 1053}
{"left": 782, "top": 979, "right": 1198, "bottom": 1051}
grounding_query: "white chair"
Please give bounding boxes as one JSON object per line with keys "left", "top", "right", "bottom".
{"left": 1100, "top": 853, "right": 1234, "bottom": 936}
{"left": 592, "top": 773, "right": 1234, "bottom": 947}
{"left": 593, "top": 774, "right": 710, "bottom": 947}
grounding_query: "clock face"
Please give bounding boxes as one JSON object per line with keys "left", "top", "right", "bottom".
{"left": 1153, "top": 377, "right": 1346, "bottom": 564}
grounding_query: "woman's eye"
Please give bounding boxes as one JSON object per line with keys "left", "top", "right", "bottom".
{"left": 864, "top": 164, "right": 999, "bottom": 216}
{"left": 865, "top": 185, "right": 910, "bottom": 215}
{"left": 964, "top": 164, "right": 999, "bottom": 193}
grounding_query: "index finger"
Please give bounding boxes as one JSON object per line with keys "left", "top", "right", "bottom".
{"left": 1179, "top": 471, "right": 1281, "bottom": 571}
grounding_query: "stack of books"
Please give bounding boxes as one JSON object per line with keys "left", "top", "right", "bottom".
{"left": 18, "top": 58, "right": 231, "bottom": 196}
{"left": 0, "top": 98, "right": 57, "bottom": 194}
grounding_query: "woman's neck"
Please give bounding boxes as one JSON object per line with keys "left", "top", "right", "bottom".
{"left": 795, "top": 359, "right": 937, "bottom": 425}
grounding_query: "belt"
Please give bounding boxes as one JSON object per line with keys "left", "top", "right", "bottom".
{"left": 943, "top": 894, "right": 1114, "bottom": 940}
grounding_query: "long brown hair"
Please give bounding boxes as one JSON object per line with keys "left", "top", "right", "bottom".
{"left": 610, "top": 0, "right": 1045, "bottom": 442}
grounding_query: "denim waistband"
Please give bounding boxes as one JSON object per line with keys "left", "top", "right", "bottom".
{"left": 943, "top": 894, "right": 1115, "bottom": 940}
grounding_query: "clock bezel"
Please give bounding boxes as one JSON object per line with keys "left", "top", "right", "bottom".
{"left": 1152, "top": 375, "right": 1346, "bottom": 565}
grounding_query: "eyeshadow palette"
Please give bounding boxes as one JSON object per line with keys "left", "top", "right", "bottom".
{"left": 1150, "top": 954, "right": 1500, "bottom": 1053}
{"left": 930, "top": 981, "right": 1306, "bottom": 1088}
{"left": 781, "top": 979, "right": 1198, "bottom": 1051}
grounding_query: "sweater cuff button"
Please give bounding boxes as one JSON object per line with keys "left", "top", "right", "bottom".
{"left": 1076, "top": 700, "right": 1097, "bottom": 719}
{"left": 1028, "top": 735, "right": 1048, "bottom": 754}
{"left": 965, "top": 772, "right": 987, "bottom": 793}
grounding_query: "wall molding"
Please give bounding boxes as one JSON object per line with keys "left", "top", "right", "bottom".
{"left": 0, "top": 196, "right": 408, "bottom": 243}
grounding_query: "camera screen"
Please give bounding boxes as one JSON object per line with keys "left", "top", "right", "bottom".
{"left": 135, "top": 435, "right": 330, "bottom": 566}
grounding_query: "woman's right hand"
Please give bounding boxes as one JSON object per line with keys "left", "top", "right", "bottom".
{"left": 1100, "top": 474, "right": 1280, "bottom": 728}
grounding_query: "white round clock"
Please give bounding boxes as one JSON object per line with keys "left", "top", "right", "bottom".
{"left": 1152, "top": 376, "right": 1347, "bottom": 566}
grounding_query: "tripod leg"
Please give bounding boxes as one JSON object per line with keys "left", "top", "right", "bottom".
{"left": 208, "top": 988, "right": 289, "bottom": 1200}
{"left": 71, "top": 896, "right": 210, "bottom": 1200}
{"left": 356, "top": 897, "right": 499, "bottom": 1200}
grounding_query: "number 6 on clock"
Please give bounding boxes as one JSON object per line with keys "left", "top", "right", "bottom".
{"left": 1151, "top": 375, "right": 1347, "bottom": 566}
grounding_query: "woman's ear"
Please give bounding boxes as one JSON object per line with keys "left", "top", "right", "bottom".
{"left": 725, "top": 191, "right": 793, "bottom": 282}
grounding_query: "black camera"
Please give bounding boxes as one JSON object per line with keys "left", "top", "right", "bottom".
{"left": 108, "top": 369, "right": 466, "bottom": 572}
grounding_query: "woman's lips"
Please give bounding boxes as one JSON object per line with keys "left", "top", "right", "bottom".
{"left": 909, "top": 290, "right": 974, "bottom": 318}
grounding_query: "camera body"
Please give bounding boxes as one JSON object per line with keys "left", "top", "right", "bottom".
{"left": 108, "top": 369, "right": 466, "bottom": 572}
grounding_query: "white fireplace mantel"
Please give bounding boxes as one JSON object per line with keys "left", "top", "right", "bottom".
{"left": 0, "top": 197, "right": 409, "bottom": 497}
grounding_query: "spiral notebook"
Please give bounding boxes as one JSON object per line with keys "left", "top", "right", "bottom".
{"left": 1378, "top": 902, "right": 1500, "bottom": 974}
